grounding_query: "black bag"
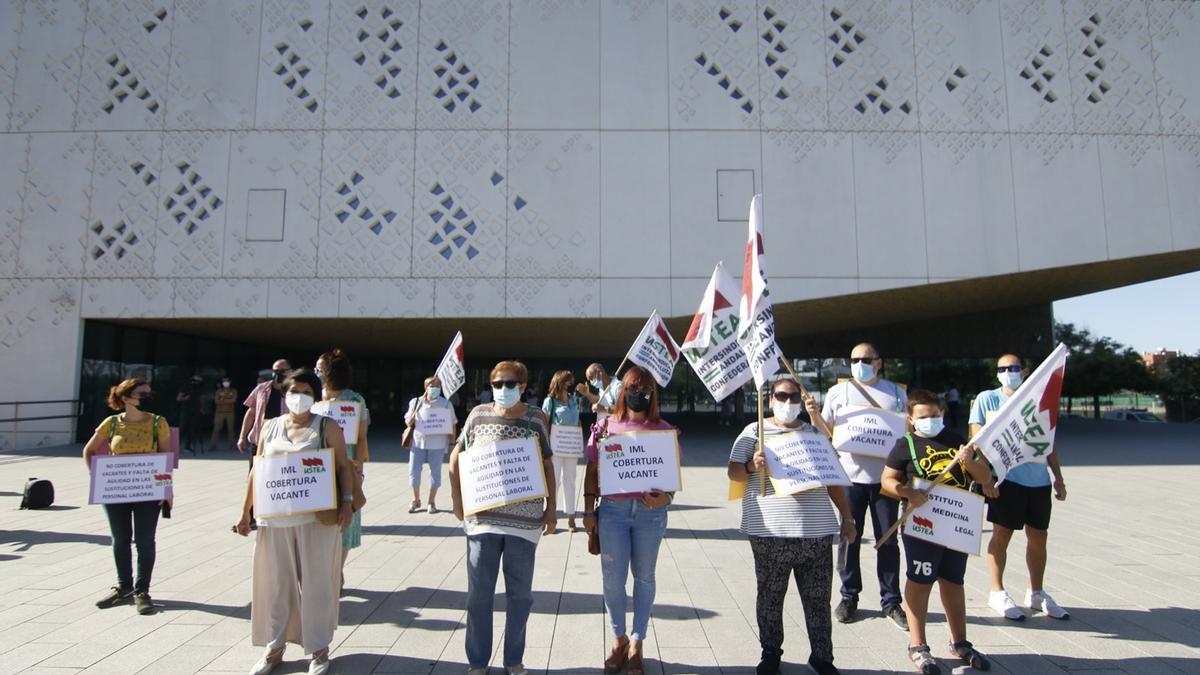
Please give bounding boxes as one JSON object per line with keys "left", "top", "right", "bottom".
{"left": 20, "top": 478, "right": 54, "bottom": 510}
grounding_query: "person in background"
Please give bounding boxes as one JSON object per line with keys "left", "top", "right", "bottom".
{"left": 449, "top": 360, "right": 555, "bottom": 675}
{"left": 82, "top": 378, "right": 172, "bottom": 615}
{"left": 316, "top": 348, "right": 370, "bottom": 590}
{"left": 238, "top": 360, "right": 292, "bottom": 528}
{"left": 882, "top": 389, "right": 996, "bottom": 675}
{"left": 727, "top": 376, "right": 856, "bottom": 675}
{"left": 582, "top": 366, "right": 675, "bottom": 675}
{"left": 542, "top": 370, "right": 583, "bottom": 533}
{"left": 404, "top": 376, "right": 457, "bottom": 514}
{"left": 211, "top": 376, "right": 239, "bottom": 452}
{"left": 821, "top": 342, "right": 909, "bottom": 629}
{"left": 177, "top": 374, "right": 203, "bottom": 454}
{"left": 579, "top": 362, "right": 623, "bottom": 421}
{"left": 944, "top": 383, "right": 961, "bottom": 430}
{"left": 971, "top": 354, "right": 1069, "bottom": 622}
{"left": 235, "top": 369, "right": 353, "bottom": 675}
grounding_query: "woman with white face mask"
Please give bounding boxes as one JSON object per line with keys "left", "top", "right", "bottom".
{"left": 234, "top": 369, "right": 355, "bottom": 675}
{"left": 882, "top": 389, "right": 996, "bottom": 675}
{"left": 404, "top": 375, "right": 457, "bottom": 514}
{"left": 449, "top": 360, "right": 555, "bottom": 675}
{"left": 727, "top": 377, "right": 857, "bottom": 675}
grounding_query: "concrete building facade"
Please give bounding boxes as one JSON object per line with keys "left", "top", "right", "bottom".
{"left": 2, "top": 0, "right": 1200, "bottom": 448}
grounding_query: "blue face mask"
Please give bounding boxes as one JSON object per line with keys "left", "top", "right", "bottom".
{"left": 998, "top": 371, "right": 1023, "bottom": 390}
{"left": 590, "top": 378, "right": 603, "bottom": 391}
{"left": 913, "top": 417, "right": 944, "bottom": 437}
{"left": 428, "top": 387, "right": 441, "bottom": 398}
{"left": 493, "top": 385, "right": 521, "bottom": 408}
{"left": 851, "top": 361, "right": 875, "bottom": 383}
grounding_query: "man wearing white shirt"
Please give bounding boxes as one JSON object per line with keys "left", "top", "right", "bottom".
{"left": 821, "top": 343, "right": 908, "bottom": 630}
{"left": 579, "top": 363, "right": 623, "bottom": 422}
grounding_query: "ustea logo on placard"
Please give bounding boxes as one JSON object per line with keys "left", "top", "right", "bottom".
{"left": 302, "top": 457, "right": 327, "bottom": 474}
{"left": 153, "top": 473, "right": 172, "bottom": 486}
{"left": 339, "top": 405, "right": 355, "bottom": 414}
{"left": 603, "top": 443, "right": 624, "bottom": 460}
{"left": 911, "top": 515, "right": 934, "bottom": 536}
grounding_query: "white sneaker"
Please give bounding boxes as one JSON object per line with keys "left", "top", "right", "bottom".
{"left": 1027, "top": 589, "right": 1070, "bottom": 619}
{"left": 988, "top": 590, "right": 1026, "bottom": 621}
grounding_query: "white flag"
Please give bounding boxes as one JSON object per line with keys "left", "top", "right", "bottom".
{"left": 434, "top": 331, "right": 466, "bottom": 398}
{"left": 625, "top": 311, "right": 681, "bottom": 388}
{"left": 682, "top": 262, "right": 753, "bottom": 401}
{"left": 736, "top": 194, "right": 781, "bottom": 389}
{"left": 970, "top": 343, "right": 1069, "bottom": 485}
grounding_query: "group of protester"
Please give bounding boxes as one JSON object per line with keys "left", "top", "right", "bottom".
{"left": 80, "top": 343, "right": 1068, "bottom": 675}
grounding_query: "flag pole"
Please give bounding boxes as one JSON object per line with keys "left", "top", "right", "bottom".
{"left": 611, "top": 354, "right": 629, "bottom": 379}
{"left": 757, "top": 385, "right": 768, "bottom": 497}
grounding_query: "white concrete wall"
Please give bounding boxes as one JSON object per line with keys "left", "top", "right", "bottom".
{"left": 2, "top": 0, "right": 1199, "bottom": 447}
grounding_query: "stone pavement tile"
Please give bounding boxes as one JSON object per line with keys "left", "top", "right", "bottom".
{"left": 78, "top": 623, "right": 209, "bottom": 674}
{"left": 22, "top": 642, "right": 119, "bottom": 671}
{"left": 655, "top": 646, "right": 720, "bottom": 674}
{"left": 185, "top": 619, "right": 251, "bottom": 648}
{"left": 0, "top": 643, "right": 72, "bottom": 674}
{"left": 197, "top": 640, "right": 261, "bottom": 673}
{"left": 135, "top": 645, "right": 226, "bottom": 675}
{"left": 328, "top": 645, "right": 388, "bottom": 674}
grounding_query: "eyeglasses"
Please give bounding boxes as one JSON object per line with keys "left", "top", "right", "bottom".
{"left": 491, "top": 380, "right": 520, "bottom": 389}
{"left": 996, "top": 365, "right": 1022, "bottom": 373}
{"left": 849, "top": 357, "right": 878, "bottom": 364}
{"left": 772, "top": 391, "right": 803, "bottom": 403}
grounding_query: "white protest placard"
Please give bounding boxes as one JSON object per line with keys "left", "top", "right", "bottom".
{"left": 597, "top": 430, "right": 682, "bottom": 496}
{"left": 254, "top": 449, "right": 337, "bottom": 519}
{"left": 763, "top": 431, "right": 851, "bottom": 496}
{"left": 625, "top": 311, "right": 681, "bottom": 388}
{"left": 311, "top": 400, "right": 361, "bottom": 444}
{"left": 416, "top": 405, "right": 454, "bottom": 436}
{"left": 459, "top": 437, "right": 548, "bottom": 516}
{"left": 831, "top": 405, "right": 908, "bottom": 459}
{"left": 89, "top": 454, "right": 172, "bottom": 505}
{"left": 550, "top": 424, "right": 584, "bottom": 458}
{"left": 902, "top": 479, "right": 986, "bottom": 555}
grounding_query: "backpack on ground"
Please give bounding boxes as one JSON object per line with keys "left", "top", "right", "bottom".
{"left": 19, "top": 477, "right": 54, "bottom": 509}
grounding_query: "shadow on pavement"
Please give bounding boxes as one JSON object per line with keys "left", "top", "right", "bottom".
{"left": 0, "top": 528, "right": 110, "bottom": 552}
{"left": 967, "top": 605, "right": 1200, "bottom": 648}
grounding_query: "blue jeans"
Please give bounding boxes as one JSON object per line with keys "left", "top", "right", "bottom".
{"left": 839, "top": 482, "right": 902, "bottom": 609}
{"left": 598, "top": 498, "right": 668, "bottom": 641}
{"left": 465, "top": 533, "right": 537, "bottom": 668}
{"left": 409, "top": 446, "right": 445, "bottom": 488}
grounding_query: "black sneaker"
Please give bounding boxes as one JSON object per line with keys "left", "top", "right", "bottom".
{"left": 756, "top": 649, "right": 782, "bottom": 675}
{"left": 95, "top": 585, "right": 133, "bottom": 608}
{"left": 885, "top": 604, "right": 910, "bottom": 631}
{"left": 134, "top": 592, "right": 156, "bottom": 615}
{"left": 834, "top": 597, "right": 857, "bottom": 624}
{"left": 808, "top": 656, "right": 841, "bottom": 675}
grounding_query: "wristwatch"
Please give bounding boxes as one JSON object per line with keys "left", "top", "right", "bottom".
{"left": 341, "top": 494, "right": 354, "bottom": 502}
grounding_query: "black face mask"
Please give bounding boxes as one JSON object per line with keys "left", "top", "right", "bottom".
{"left": 624, "top": 390, "right": 651, "bottom": 413}
{"left": 133, "top": 395, "right": 155, "bottom": 413}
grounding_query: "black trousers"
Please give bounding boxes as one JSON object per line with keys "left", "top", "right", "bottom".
{"left": 750, "top": 535, "right": 835, "bottom": 662}
{"left": 104, "top": 500, "right": 161, "bottom": 593}
{"left": 838, "top": 482, "right": 902, "bottom": 609}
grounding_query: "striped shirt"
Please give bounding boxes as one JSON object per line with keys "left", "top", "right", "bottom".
{"left": 729, "top": 420, "right": 840, "bottom": 539}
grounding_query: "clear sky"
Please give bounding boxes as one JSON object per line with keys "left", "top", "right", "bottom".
{"left": 1053, "top": 270, "right": 1200, "bottom": 355}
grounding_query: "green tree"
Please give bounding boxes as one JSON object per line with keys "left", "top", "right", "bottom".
{"left": 1155, "top": 352, "right": 1200, "bottom": 422}
{"left": 1054, "top": 322, "right": 1155, "bottom": 419}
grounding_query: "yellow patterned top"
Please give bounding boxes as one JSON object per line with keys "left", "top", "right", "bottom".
{"left": 98, "top": 414, "right": 166, "bottom": 455}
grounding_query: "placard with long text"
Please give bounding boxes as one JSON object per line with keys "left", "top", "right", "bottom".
{"left": 89, "top": 453, "right": 172, "bottom": 505}
{"left": 763, "top": 431, "right": 851, "bottom": 496}
{"left": 459, "top": 437, "right": 548, "bottom": 516}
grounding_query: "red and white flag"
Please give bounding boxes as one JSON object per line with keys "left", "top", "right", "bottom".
{"left": 736, "top": 194, "right": 781, "bottom": 389}
{"left": 434, "top": 331, "right": 466, "bottom": 398}
{"left": 625, "top": 310, "right": 681, "bottom": 388}
{"left": 682, "top": 262, "right": 753, "bottom": 401}
{"left": 970, "top": 343, "right": 1069, "bottom": 485}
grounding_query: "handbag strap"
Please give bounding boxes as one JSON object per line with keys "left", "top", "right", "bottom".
{"left": 848, "top": 379, "right": 883, "bottom": 409}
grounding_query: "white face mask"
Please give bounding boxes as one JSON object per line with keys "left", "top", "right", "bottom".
{"left": 285, "top": 392, "right": 314, "bottom": 415}
{"left": 773, "top": 401, "right": 803, "bottom": 424}
{"left": 428, "top": 386, "right": 441, "bottom": 398}
{"left": 998, "top": 371, "right": 1024, "bottom": 390}
{"left": 493, "top": 385, "right": 521, "bottom": 408}
{"left": 590, "top": 378, "right": 603, "bottom": 391}
{"left": 851, "top": 361, "right": 876, "bottom": 383}
{"left": 913, "top": 416, "right": 944, "bottom": 437}
{"left": 221, "top": 380, "right": 230, "bottom": 388}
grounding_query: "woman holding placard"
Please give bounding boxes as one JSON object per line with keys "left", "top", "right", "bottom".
{"left": 315, "top": 348, "right": 370, "bottom": 586}
{"left": 726, "top": 377, "right": 857, "bottom": 675}
{"left": 234, "top": 369, "right": 354, "bottom": 675}
{"left": 881, "top": 389, "right": 995, "bottom": 675}
{"left": 542, "top": 369, "right": 584, "bottom": 533}
{"left": 404, "top": 375, "right": 457, "bottom": 514}
{"left": 582, "top": 366, "right": 677, "bottom": 675}
{"left": 82, "top": 378, "right": 172, "bottom": 616}
{"left": 449, "top": 360, "right": 555, "bottom": 675}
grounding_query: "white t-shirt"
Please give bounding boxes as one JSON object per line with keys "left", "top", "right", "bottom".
{"left": 595, "top": 379, "right": 623, "bottom": 421}
{"left": 821, "top": 379, "right": 908, "bottom": 484}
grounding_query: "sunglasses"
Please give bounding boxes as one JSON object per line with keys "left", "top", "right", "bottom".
{"left": 133, "top": 392, "right": 154, "bottom": 399}
{"left": 996, "top": 365, "right": 1023, "bottom": 373}
{"left": 849, "top": 356, "right": 878, "bottom": 364}
{"left": 772, "top": 391, "right": 803, "bottom": 403}
{"left": 627, "top": 387, "right": 652, "bottom": 396}
{"left": 491, "top": 380, "right": 520, "bottom": 389}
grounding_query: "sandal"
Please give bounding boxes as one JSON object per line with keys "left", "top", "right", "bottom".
{"left": 604, "top": 637, "right": 629, "bottom": 674}
{"left": 908, "top": 644, "right": 942, "bottom": 675}
{"left": 950, "top": 640, "right": 991, "bottom": 671}
{"left": 428, "top": 502, "right": 438, "bottom": 514}
{"left": 408, "top": 500, "right": 421, "bottom": 513}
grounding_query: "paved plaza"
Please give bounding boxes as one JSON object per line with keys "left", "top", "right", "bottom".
{"left": 1, "top": 419, "right": 1198, "bottom": 675}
